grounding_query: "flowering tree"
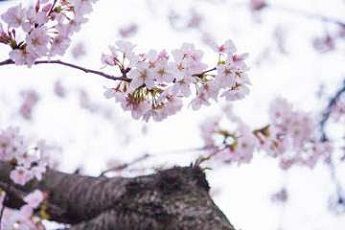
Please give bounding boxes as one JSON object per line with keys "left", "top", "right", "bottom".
{"left": 0, "top": 0, "right": 344, "bottom": 229}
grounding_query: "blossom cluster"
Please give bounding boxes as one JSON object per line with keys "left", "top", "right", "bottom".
{"left": 0, "top": 127, "right": 50, "bottom": 228}
{"left": 0, "top": 0, "right": 97, "bottom": 66}
{"left": 103, "top": 40, "right": 250, "bottom": 121}
{"left": 1, "top": 189, "right": 46, "bottom": 229}
{"left": 0, "top": 127, "right": 47, "bottom": 185}
{"left": 200, "top": 98, "right": 333, "bottom": 169}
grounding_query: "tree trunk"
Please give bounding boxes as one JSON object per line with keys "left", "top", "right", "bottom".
{"left": 0, "top": 162, "right": 235, "bottom": 230}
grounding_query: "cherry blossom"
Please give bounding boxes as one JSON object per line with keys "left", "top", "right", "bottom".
{"left": 0, "top": 127, "right": 51, "bottom": 228}
{"left": 200, "top": 98, "right": 333, "bottom": 168}
{"left": 0, "top": 127, "right": 26, "bottom": 161}
{"left": 228, "top": 123, "right": 257, "bottom": 164}
{"left": 24, "top": 190, "right": 44, "bottom": 209}
{"left": 10, "top": 166, "right": 34, "bottom": 186}
{"left": 9, "top": 49, "right": 38, "bottom": 66}
{"left": 0, "top": 0, "right": 342, "bottom": 229}
{"left": 1, "top": 4, "right": 25, "bottom": 28}
{"left": 1, "top": 1, "right": 250, "bottom": 122}
{"left": 0, "top": 0, "right": 98, "bottom": 66}
{"left": 0, "top": 127, "right": 48, "bottom": 185}
{"left": 103, "top": 40, "right": 250, "bottom": 121}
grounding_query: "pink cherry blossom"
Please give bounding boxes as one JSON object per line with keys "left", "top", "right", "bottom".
{"left": 200, "top": 97, "right": 334, "bottom": 168}
{"left": 31, "top": 163, "right": 47, "bottom": 181}
{"left": 221, "top": 84, "right": 250, "bottom": 101}
{"left": 190, "top": 89, "right": 211, "bottom": 110}
{"left": 0, "top": 127, "right": 26, "bottom": 161}
{"left": 103, "top": 39, "right": 250, "bottom": 121}
{"left": 26, "top": 27, "right": 50, "bottom": 56}
{"left": 115, "top": 40, "right": 136, "bottom": 59}
{"left": 171, "top": 77, "right": 194, "bottom": 97}
{"left": 1, "top": 0, "right": 98, "bottom": 65}
{"left": 24, "top": 190, "right": 44, "bottom": 209}
{"left": 23, "top": 5, "right": 48, "bottom": 31}
{"left": 153, "top": 61, "right": 175, "bottom": 84}
{"left": 128, "top": 62, "right": 155, "bottom": 90}
{"left": 10, "top": 166, "right": 34, "bottom": 186}
{"left": 1, "top": 4, "right": 25, "bottom": 28}
{"left": 50, "top": 35, "right": 71, "bottom": 56}
{"left": 9, "top": 49, "right": 38, "bottom": 66}
{"left": 227, "top": 124, "right": 257, "bottom": 164}
{"left": 71, "top": 0, "right": 96, "bottom": 15}
{"left": 19, "top": 205, "right": 34, "bottom": 218}
{"left": 0, "top": 127, "right": 49, "bottom": 187}
{"left": 216, "top": 39, "right": 236, "bottom": 56}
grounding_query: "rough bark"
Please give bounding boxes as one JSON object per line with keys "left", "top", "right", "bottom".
{"left": 0, "top": 162, "right": 235, "bottom": 230}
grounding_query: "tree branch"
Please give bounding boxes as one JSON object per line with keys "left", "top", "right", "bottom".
{"left": 319, "top": 80, "right": 345, "bottom": 206}
{"left": 0, "top": 59, "right": 218, "bottom": 83}
{"left": 0, "top": 162, "right": 235, "bottom": 229}
{"left": 320, "top": 79, "right": 345, "bottom": 141}
{"left": 99, "top": 153, "right": 151, "bottom": 177}
{"left": 0, "top": 59, "right": 130, "bottom": 82}
{"left": 266, "top": 3, "right": 345, "bottom": 27}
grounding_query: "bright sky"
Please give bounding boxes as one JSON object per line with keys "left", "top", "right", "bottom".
{"left": 0, "top": 0, "right": 345, "bottom": 229}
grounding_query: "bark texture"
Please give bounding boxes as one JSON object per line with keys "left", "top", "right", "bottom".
{"left": 0, "top": 162, "right": 235, "bottom": 230}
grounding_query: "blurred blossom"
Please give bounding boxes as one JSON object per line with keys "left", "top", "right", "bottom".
{"left": 118, "top": 23, "right": 138, "bottom": 38}
{"left": 71, "top": 42, "right": 87, "bottom": 59}
{"left": 19, "top": 89, "right": 39, "bottom": 120}
{"left": 313, "top": 33, "right": 335, "bottom": 53}
{"left": 53, "top": 80, "right": 67, "bottom": 98}
{"left": 270, "top": 188, "right": 288, "bottom": 203}
{"left": 250, "top": 0, "right": 266, "bottom": 11}
{"left": 168, "top": 9, "right": 204, "bottom": 30}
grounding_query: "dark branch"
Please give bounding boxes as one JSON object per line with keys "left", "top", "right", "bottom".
{"left": 193, "top": 67, "right": 217, "bottom": 78}
{"left": 0, "top": 59, "right": 130, "bottom": 82}
{"left": 320, "top": 79, "right": 345, "bottom": 141}
{"left": 318, "top": 79, "right": 345, "bottom": 206}
{"left": 0, "top": 162, "right": 235, "bottom": 229}
{"left": 99, "top": 153, "right": 151, "bottom": 177}
{"left": 266, "top": 4, "right": 345, "bottom": 27}
{"left": 0, "top": 59, "right": 219, "bottom": 84}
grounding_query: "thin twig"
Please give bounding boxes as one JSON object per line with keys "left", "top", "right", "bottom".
{"left": 100, "top": 153, "right": 151, "bottom": 176}
{"left": 193, "top": 67, "right": 217, "bottom": 77}
{"left": 266, "top": 3, "right": 345, "bottom": 27}
{"left": 47, "top": 0, "right": 59, "bottom": 17}
{"left": 0, "top": 59, "right": 130, "bottom": 82}
{"left": 150, "top": 145, "right": 217, "bottom": 156}
{"left": 319, "top": 79, "right": 345, "bottom": 204}
{"left": 99, "top": 145, "right": 220, "bottom": 176}
{"left": 0, "top": 59, "right": 218, "bottom": 83}
{"left": 320, "top": 80, "right": 345, "bottom": 141}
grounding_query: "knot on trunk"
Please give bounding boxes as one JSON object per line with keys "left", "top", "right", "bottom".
{"left": 156, "top": 165, "right": 210, "bottom": 194}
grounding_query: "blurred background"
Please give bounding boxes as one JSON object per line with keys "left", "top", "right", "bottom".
{"left": 0, "top": 0, "right": 344, "bottom": 229}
